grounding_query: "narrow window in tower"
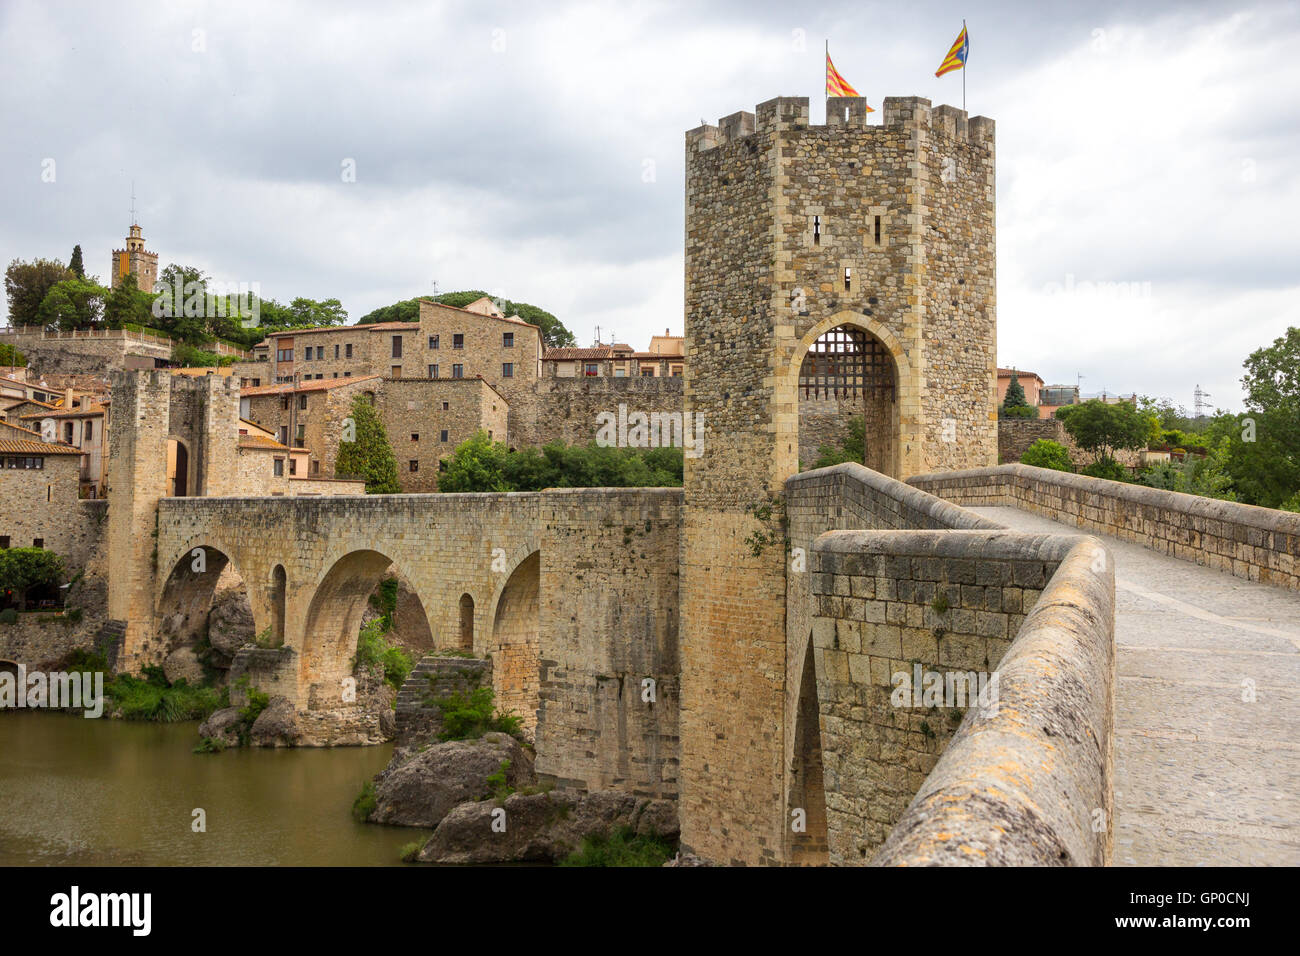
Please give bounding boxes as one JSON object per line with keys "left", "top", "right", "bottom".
{"left": 844, "top": 267, "right": 852, "bottom": 291}
{"left": 844, "top": 106, "right": 850, "bottom": 123}
{"left": 813, "top": 216, "right": 821, "bottom": 245}
{"left": 874, "top": 215, "right": 882, "bottom": 245}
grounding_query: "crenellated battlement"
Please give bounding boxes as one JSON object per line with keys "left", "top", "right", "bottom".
{"left": 687, "top": 94, "right": 994, "bottom": 152}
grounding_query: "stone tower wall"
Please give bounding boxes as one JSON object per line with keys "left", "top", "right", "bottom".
{"left": 680, "top": 94, "right": 996, "bottom": 865}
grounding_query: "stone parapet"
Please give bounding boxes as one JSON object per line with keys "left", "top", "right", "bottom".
{"left": 910, "top": 463, "right": 1300, "bottom": 591}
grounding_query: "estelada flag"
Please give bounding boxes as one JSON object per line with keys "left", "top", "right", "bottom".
{"left": 826, "top": 52, "right": 860, "bottom": 97}
{"left": 936, "top": 23, "right": 969, "bottom": 77}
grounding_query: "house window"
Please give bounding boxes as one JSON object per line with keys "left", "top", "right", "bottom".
{"left": 502, "top": 332, "right": 514, "bottom": 348}
{"left": 844, "top": 267, "right": 851, "bottom": 291}
{"left": 502, "top": 362, "right": 513, "bottom": 378}
{"left": 280, "top": 395, "right": 290, "bottom": 410}
{"left": 671, "top": 365, "right": 683, "bottom": 377}
{"left": 411, "top": 433, "right": 419, "bottom": 441}
{"left": 429, "top": 364, "right": 438, "bottom": 378}
{"left": 295, "top": 424, "right": 306, "bottom": 447}
{"left": 641, "top": 367, "right": 655, "bottom": 377}
{"left": 335, "top": 344, "right": 340, "bottom": 359}
{"left": 409, "top": 460, "right": 419, "bottom": 472}
{"left": 813, "top": 215, "right": 821, "bottom": 245}
{"left": 298, "top": 394, "right": 307, "bottom": 410}
{"left": 584, "top": 363, "right": 599, "bottom": 376}
{"left": 277, "top": 348, "right": 293, "bottom": 362}
{"left": 442, "top": 402, "right": 449, "bottom": 411}
{"left": 288, "top": 458, "right": 297, "bottom": 476}
{"left": 392, "top": 335, "right": 403, "bottom": 358}
{"left": 0, "top": 536, "right": 8, "bottom": 548}
{"left": 63, "top": 422, "right": 74, "bottom": 443}
{"left": 452, "top": 364, "right": 463, "bottom": 378}
{"left": 84, "top": 420, "right": 93, "bottom": 440}
{"left": 345, "top": 344, "right": 353, "bottom": 358}
{"left": 344, "top": 371, "right": 352, "bottom": 377}
{"left": 278, "top": 426, "right": 288, "bottom": 444}
{"left": 452, "top": 333, "right": 464, "bottom": 350}
{"left": 33, "top": 538, "right": 43, "bottom": 549}
{"left": 273, "top": 458, "right": 284, "bottom": 477}
{"left": 440, "top": 430, "right": 449, "bottom": 442}
{"left": 429, "top": 335, "right": 439, "bottom": 350}
{"left": 874, "top": 215, "right": 882, "bottom": 244}
{"left": 310, "top": 460, "right": 320, "bottom": 474}
{"left": 392, "top": 366, "right": 402, "bottom": 378}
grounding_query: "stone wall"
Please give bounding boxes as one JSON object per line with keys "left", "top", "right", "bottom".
{"left": 809, "top": 529, "right": 1114, "bottom": 864}
{"left": 0, "top": 461, "right": 105, "bottom": 570}
{"left": 375, "top": 378, "right": 508, "bottom": 491}
{"left": 0, "top": 329, "right": 172, "bottom": 375}
{"left": 525, "top": 375, "right": 685, "bottom": 449}
{"left": 868, "top": 534, "right": 1116, "bottom": 866}
{"left": 910, "top": 463, "right": 1300, "bottom": 591}
{"left": 534, "top": 487, "right": 682, "bottom": 799}
{"left": 998, "top": 417, "right": 1141, "bottom": 469}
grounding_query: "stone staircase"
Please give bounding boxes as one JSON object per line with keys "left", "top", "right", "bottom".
{"left": 394, "top": 654, "right": 492, "bottom": 738}
{"left": 93, "top": 620, "right": 127, "bottom": 669}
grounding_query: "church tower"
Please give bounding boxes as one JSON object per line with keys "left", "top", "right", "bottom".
{"left": 110, "top": 220, "right": 159, "bottom": 294}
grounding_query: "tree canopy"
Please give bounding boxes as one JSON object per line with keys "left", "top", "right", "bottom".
{"left": 334, "top": 395, "right": 401, "bottom": 494}
{"left": 437, "top": 432, "right": 682, "bottom": 492}
{"left": 5, "top": 258, "right": 73, "bottom": 327}
{"left": 0, "top": 547, "right": 65, "bottom": 609}
{"left": 1055, "top": 399, "right": 1153, "bottom": 464}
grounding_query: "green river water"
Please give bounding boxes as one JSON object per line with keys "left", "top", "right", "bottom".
{"left": 0, "top": 711, "right": 416, "bottom": 866}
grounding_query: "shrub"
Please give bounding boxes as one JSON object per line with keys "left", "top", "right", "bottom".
{"left": 352, "top": 781, "right": 377, "bottom": 822}
{"left": 558, "top": 826, "right": 676, "bottom": 867}
{"left": 0, "top": 608, "right": 17, "bottom": 625}
{"left": 398, "top": 841, "right": 422, "bottom": 863}
{"left": 998, "top": 403, "right": 1038, "bottom": 419}
{"left": 433, "top": 686, "right": 523, "bottom": 741}
{"left": 486, "top": 759, "right": 514, "bottom": 802}
{"left": 1080, "top": 458, "right": 1130, "bottom": 482}
{"left": 1020, "top": 439, "right": 1073, "bottom": 472}
{"left": 354, "top": 618, "right": 413, "bottom": 691}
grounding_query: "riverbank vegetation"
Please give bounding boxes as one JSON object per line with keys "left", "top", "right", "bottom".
{"left": 64, "top": 649, "right": 224, "bottom": 721}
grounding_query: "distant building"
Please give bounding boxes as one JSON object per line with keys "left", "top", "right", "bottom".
{"left": 110, "top": 221, "right": 159, "bottom": 294}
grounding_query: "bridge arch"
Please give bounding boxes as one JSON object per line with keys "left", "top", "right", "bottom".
{"left": 489, "top": 550, "right": 540, "bottom": 732}
{"left": 154, "top": 543, "right": 259, "bottom": 659}
{"left": 299, "top": 549, "right": 431, "bottom": 706}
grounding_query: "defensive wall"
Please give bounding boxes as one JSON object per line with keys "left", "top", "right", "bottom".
{"left": 910, "top": 463, "right": 1300, "bottom": 591}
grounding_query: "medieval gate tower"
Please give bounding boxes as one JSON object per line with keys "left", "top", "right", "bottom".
{"left": 679, "top": 96, "right": 997, "bottom": 864}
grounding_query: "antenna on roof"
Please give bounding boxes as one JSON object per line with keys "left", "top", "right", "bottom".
{"left": 130, "top": 181, "right": 137, "bottom": 226}
{"left": 430, "top": 280, "right": 440, "bottom": 296}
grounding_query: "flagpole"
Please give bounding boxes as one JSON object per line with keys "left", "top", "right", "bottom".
{"left": 962, "top": 20, "right": 967, "bottom": 112}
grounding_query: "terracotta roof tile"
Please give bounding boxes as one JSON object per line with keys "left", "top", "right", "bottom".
{"left": 0, "top": 438, "right": 82, "bottom": 455}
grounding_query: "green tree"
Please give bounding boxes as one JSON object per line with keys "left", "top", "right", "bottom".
{"left": 36, "top": 277, "right": 109, "bottom": 330}
{"left": 1003, "top": 370, "right": 1028, "bottom": 408}
{"left": 1210, "top": 327, "right": 1300, "bottom": 507}
{"left": 438, "top": 432, "right": 683, "bottom": 492}
{"left": 0, "top": 343, "right": 25, "bottom": 367}
{"left": 0, "top": 547, "right": 65, "bottom": 610}
{"left": 152, "top": 263, "right": 211, "bottom": 343}
{"left": 5, "top": 258, "right": 73, "bottom": 327}
{"left": 103, "top": 272, "right": 156, "bottom": 330}
{"left": 288, "top": 296, "right": 347, "bottom": 327}
{"left": 437, "top": 431, "right": 511, "bottom": 492}
{"left": 1020, "top": 439, "right": 1073, "bottom": 472}
{"left": 1055, "top": 399, "right": 1152, "bottom": 465}
{"left": 356, "top": 298, "right": 420, "bottom": 325}
{"left": 68, "top": 244, "right": 85, "bottom": 278}
{"left": 334, "top": 395, "right": 401, "bottom": 493}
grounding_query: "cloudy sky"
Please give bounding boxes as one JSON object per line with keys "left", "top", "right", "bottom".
{"left": 2, "top": 0, "right": 1296, "bottom": 410}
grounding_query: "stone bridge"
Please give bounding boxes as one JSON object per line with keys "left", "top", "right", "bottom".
{"left": 148, "top": 488, "right": 683, "bottom": 793}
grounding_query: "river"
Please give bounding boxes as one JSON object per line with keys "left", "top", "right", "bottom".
{"left": 0, "top": 711, "right": 418, "bottom": 866}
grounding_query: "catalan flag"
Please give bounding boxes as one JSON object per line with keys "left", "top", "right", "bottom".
{"left": 935, "top": 23, "right": 969, "bottom": 77}
{"left": 826, "top": 50, "right": 859, "bottom": 97}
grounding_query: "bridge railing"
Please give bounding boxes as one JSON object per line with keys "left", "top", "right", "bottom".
{"left": 910, "top": 463, "right": 1300, "bottom": 591}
